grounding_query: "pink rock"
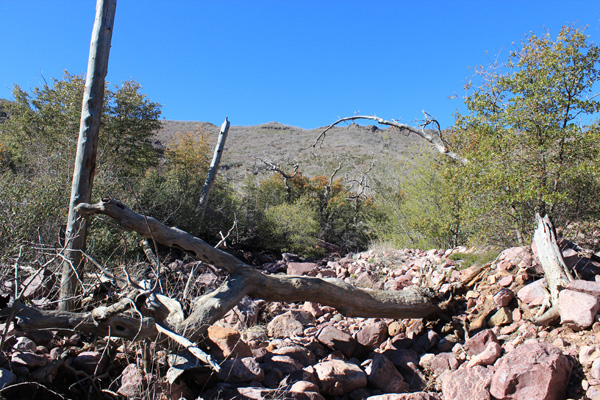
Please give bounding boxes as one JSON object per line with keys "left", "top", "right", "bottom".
{"left": 316, "top": 325, "right": 356, "bottom": 358}
{"left": 356, "top": 321, "right": 388, "bottom": 351}
{"left": 490, "top": 342, "right": 572, "bottom": 400}
{"left": 430, "top": 352, "right": 459, "bottom": 375}
{"left": 13, "top": 337, "right": 36, "bottom": 352}
{"left": 118, "top": 364, "right": 143, "bottom": 398}
{"left": 561, "top": 248, "right": 579, "bottom": 269}
{"left": 559, "top": 289, "right": 600, "bottom": 330}
{"left": 592, "top": 359, "right": 600, "bottom": 381}
{"left": 272, "top": 344, "right": 316, "bottom": 367}
{"left": 264, "top": 354, "right": 304, "bottom": 374}
{"left": 467, "top": 341, "right": 502, "bottom": 367}
{"left": 313, "top": 359, "right": 367, "bottom": 396}
{"left": 364, "top": 353, "right": 408, "bottom": 393}
{"left": 302, "top": 301, "right": 324, "bottom": 318}
{"left": 442, "top": 365, "right": 493, "bottom": 400}
{"left": 517, "top": 279, "right": 548, "bottom": 306}
{"left": 567, "top": 280, "right": 600, "bottom": 299}
{"left": 290, "top": 380, "right": 320, "bottom": 393}
{"left": 498, "top": 275, "right": 514, "bottom": 287}
{"left": 463, "top": 329, "right": 499, "bottom": 357}
{"left": 493, "top": 288, "right": 515, "bottom": 308}
{"left": 287, "top": 262, "right": 319, "bottom": 276}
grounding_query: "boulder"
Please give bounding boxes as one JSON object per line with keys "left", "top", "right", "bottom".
{"left": 442, "top": 365, "right": 493, "bottom": 400}
{"left": 216, "top": 357, "right": 264, "bottom": 383}
{"left": 364, "top": 353, "right": 408, "bottom": 393}
{"left": 313, "top": 359, "right": 367, "bottom": 396}
{"left": 559, "top": 289, "right": 600, "bottom": 330}
{"left": 490, "top": 342, "right": 572, "bottom": 400}
{"left": 316, "top": 325, "right": 356, "bottom": 358}
{"left": 463, "top": 329, "right": 499, "bottom": 357}
{"left": 267, "top": 310, "right": 315, "bottom": 338}
{"left": 287, "top": 262, "right": 319, "bottom": 276}
{"left": 117, "top": 364, "right": 144, "bottom": 398}
{"left": 206, "top": 325, "right": 253, "bottom": 359}
{"left": 356, "top": 320, "right": 388, "bottom": 350}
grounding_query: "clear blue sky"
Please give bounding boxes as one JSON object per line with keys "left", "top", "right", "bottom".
{"left": 1, "top": 1, "right": 599, "bottom": 129}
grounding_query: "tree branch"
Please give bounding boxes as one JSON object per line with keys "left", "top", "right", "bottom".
{"left": 316, "top": 115, "right": 468, "bottom": 165}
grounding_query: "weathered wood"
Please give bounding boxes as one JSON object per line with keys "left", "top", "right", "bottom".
{"left": 75, "top": 198, "right": 441, "bottom": 342}
{"left": 532, "top": 213, "right": 573, "bottom": 325}
{"left": 60, "top": 0, "right": 117, "bottom": 311}
{"left": 318, "top": 115, "right": 468, "bottom": 165}
{"left": 198, "top": 117, "right": 230, "bottom": 222}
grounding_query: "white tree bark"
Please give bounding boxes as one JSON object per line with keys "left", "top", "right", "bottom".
{"left": 198, "top": 117, "right": 230, "bottom": 222}
{"left": 532, "top": 213, "right": 574, "bottom": 325}
{"left": 60, "top": 0, "right": 117, "bottom": 311}
{"left": 318, "top": 115, "right": 468, "bottom": 165}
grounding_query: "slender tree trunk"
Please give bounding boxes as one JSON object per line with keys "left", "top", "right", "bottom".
{"left": 198, "top": 117, "right": 230, "bottom": 223}
{"left": 59, "top": 0, "right": 117, "bottom": 311}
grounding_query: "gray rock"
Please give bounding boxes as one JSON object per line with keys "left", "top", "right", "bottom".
{"left": 217, "top": 357, "right": 264, "bottom": 383}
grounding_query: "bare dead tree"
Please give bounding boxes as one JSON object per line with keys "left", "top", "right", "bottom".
{"left": 59, "top": 0, "right": 117, "bottom": 311}
{"left": 315, "top": 113, "right": 468, "bottom": 165}
{"left": 198, "top": 117, "right": 230, "bottom": 223}
{"left": 255, "top": 157, "right": 300, "bottom": 200}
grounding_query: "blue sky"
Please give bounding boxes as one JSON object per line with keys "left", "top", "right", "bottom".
{"left": 1, "top": 1, "right": 599, "bottom": 129}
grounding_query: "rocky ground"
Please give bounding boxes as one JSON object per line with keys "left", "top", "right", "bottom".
{"left": 2, "top": 234, "right": 600, "bottom": 399}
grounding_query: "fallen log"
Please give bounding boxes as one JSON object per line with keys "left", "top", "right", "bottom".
{"left": 72, "top": 198, "right": 440, "bottom": 342}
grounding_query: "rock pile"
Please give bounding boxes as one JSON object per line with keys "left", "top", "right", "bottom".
{"left": 3, "top": 239, "right": 600, "bottom": 399}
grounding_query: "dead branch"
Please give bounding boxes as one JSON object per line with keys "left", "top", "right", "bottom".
{"left": 72, "top": 198, "right": 440, "bottom": 342}
{"left": 316, "top": 114, "right": 468, "bottom": 165}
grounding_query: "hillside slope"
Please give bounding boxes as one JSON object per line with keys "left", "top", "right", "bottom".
{"left": 156, "top": 120, "right": 429, "bottom": 183}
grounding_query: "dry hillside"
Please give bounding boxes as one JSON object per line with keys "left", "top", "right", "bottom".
{"left": 156, "top": 120, "right": 429, "bottom": 184}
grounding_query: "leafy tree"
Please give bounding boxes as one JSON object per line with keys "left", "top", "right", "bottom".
{"left": 0, "top": 72, "right": 163, "bottom": 257}
{"left": 450, "top": 25, "right": 600, "bottom": 244}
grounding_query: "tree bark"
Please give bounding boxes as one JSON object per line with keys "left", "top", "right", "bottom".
{"left": 198, "top": 117, "right": 230, "bottom": 223}
{"left": 59, "top": 0, "right": 117, "bottom": 311}
{"left": 70, "top": 198, "right": 440, "bottom": 343}
{"left": 531, "top": 213, "right": 573, "bottom": 325}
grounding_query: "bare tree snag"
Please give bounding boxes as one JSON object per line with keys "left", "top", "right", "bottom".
{"left": 60, "top": 0, "right": 117, "bottom": 311}
{"left": 532, "top": 213, "right": 574, "bottom": 325}
{"left": 198, "top": 117, "right": 230, "bottom": 223}
{"left": 318, "top": 114, "right": 468, "bottom": 165}
{"left": 69, "top": 198, "right": 440, "bottom": 343}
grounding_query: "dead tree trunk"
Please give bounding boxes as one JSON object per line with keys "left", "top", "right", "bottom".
{"left": 198, "top": 117, "right": 230, "bottom": 223}
{"left": 531, "top": 213, "right": 574, "bottom": 325}
{"left": 59, "top": 0, "right": 117, "bottom": 311}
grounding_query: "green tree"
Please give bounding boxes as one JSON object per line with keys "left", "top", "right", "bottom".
{"left": 451, "top": 25, "right": 600, "bottom": 244}
{"left": 0, "top": 72, "right": 162, "bottom": 257}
